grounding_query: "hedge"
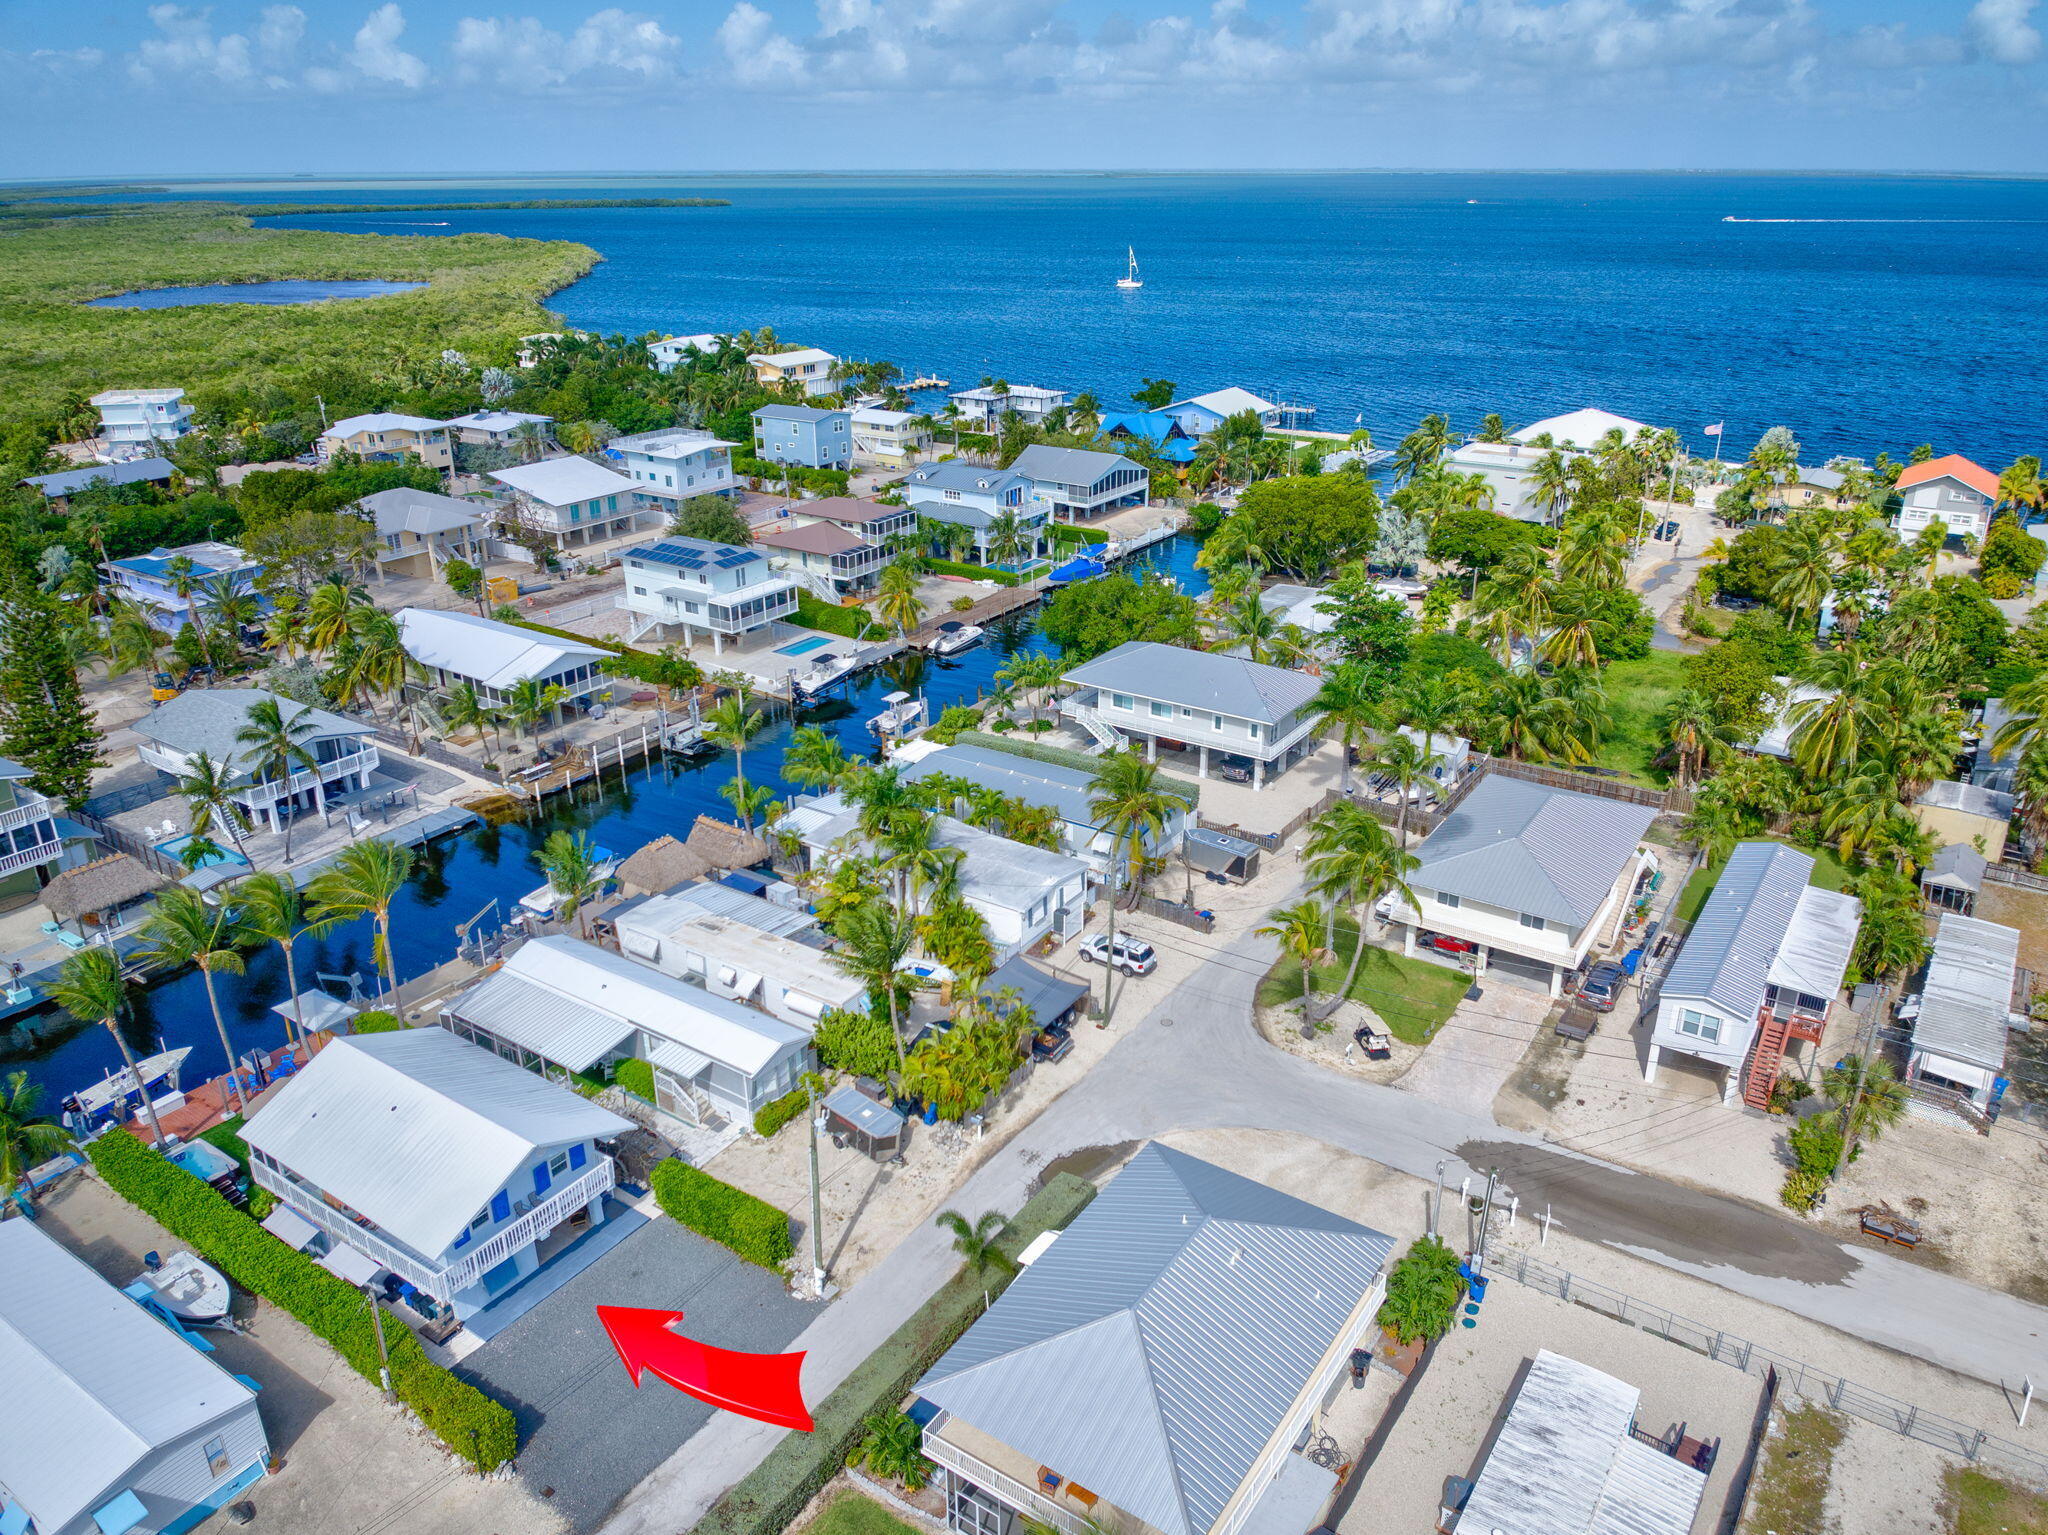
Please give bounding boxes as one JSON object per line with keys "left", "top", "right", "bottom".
{"left": 87, "top": 1129, "right": 519, "bottom": 1471}
{"left": 652, "top": 1160, "right": 795, "bottom": 1270}
{"left": 694, "top": 1172, "right": 1097, "bottom": 1535}
{"left": 753, "top": 1089, "right": 808, "bottom": 1139}
{"left": 1044, "top": 522, "right": 1100, "bottom": 546}
{"left": 350, "top": 1010, "right": 405, "bottom": 1035}
{"left": 796, "top": 592, "right": 887, "bottom": 640}
{"left": 507, "top": 615, "right": 632, "bottom": 656}
{"left": 614, "top": 1057, "right": 656, "bottom": 1102}
{"left": 926, "top": 558, "right": 1030, "bottom": 588}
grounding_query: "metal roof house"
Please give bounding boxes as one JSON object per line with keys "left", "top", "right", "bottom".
{"left": 612, "top": 893, "right": 864, "bottom": 1028}
{"left": 916, "top": 1143, "right": 1392, "bottom": 1535}
{"left": 1452, "top": 1350, "right": 1709, "bottom": 1535}
{"left": 1645, "top": 842, "right": 1861, "bottom": 1108}
{"left": 131, "top": 687, "right": 379, "bottom": 835}
{"left": 101, "top": 540, "right": 265, "bottom": 633}
{"left": 902, "top": 463, "right": 1049, "bottom": 563}
{"left": 356, "top": 486, "right": 491, "bottom": 583}
{"left": 1381, "top": 776, "right": 1660, "bottom": 996}
{"left": 1903, "top": 913, "right": 2021, "bottom": 1114}
{"left": 242, "top": 1027, "right": 631, "bottom": 1324}
{"left": 396, "top": 607, "right": 610, "bottom": 717}
{"left": 617, "top": 536, "right": 800, "bottom": 652}
{"left": 1059, "top": 641, "right": 1322, "bottom": 789}
{"left": 752, "top": 405, "right": 853, "bottom": 470}
{"left": 1922, "top": 842, "right": 1989, "bottom": 915}
{"left": 0, "top": 1219, "right": 268, "bottom": 1535}
{"left": 21, "top": 456, "right": 179, "bottom": 507}
{"left": 318, "top": 412, "right": 452, "bottom": 470}
{"left": 441, "top": 934, "right": 814, "bottom": 1127}
{"left": 1009, "top": 445, "right": 1148, "bottom": 523}
{"left": 1913, "top": 779, "right": 2017, "bottom": 865}
{"left": 1442, "top": 407, "right": 1656, "bottom": 524}
{"left": 490, "top": 455, "right": 660, "bottom": 555}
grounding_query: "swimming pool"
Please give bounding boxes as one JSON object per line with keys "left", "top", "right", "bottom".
{"left": 154, "top": 834, "right": 249, "bottom": 871}
{"left": 775, "top": 635, "right": 832, "bottom": 657}
{"left": 166, "top": 1140, "right": 239, "bottom": 1182}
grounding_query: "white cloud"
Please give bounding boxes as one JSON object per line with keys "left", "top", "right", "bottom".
{"left": 257, "top": 5, "right": 307, "bottom": 67}
{"left": 453, "top": 9, "right": 680, "bottom": 88}
{"left": 129, "top": 5, "right": 256, "bottom": 84}
{"left": 718, "top": 2, "right": 810, "bottom": 86}
{"left": 347, "top": 3, "right": 430, "bottom": 87}
{"left": 1967, "top": 0, "right": 2042, "bottom": 64}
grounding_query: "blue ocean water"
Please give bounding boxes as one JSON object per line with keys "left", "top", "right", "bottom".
{"left": 216, "top": 171, "right": 2048, "bottom": 466}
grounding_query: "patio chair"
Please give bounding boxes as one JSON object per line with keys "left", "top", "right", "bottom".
{"left": 1038, "top": 1469, "right": 1062, "bottom": 1496}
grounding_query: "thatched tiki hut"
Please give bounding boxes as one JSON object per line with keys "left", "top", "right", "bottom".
{"left": 615, "top": 835, "right": 713, "bottom": 898}
{"left": 41, "top": 854, "right": 169, "bottom": 933}
{"left": 684, "top": 815, "right": 772, "bottom": 874}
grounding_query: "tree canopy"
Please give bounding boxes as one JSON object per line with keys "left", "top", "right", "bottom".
{"left": 1039, "top": 573, "right": 1203, "bottom": 661}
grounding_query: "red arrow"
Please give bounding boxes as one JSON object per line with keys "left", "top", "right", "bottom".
{"left": 597, "top": 1306, "right": 814, "bottom": 1432}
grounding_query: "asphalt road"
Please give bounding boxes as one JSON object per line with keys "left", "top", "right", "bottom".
{"left": 600, "top": 901, "right": 2048, "bottom": 1535}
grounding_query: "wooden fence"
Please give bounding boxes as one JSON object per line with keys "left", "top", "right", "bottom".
{"left": 1474, "top": 754, "right": 1672, "bottom": 810}
{"left": 1134, "top": 893, "right": 1215, "bottom": 934}
{"left": 1986, "top": 862, "right": 2048, "bottom": 894}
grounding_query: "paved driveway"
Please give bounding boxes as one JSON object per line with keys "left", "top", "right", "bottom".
{"left": 456, "top": 1216, "right": 817, "bottom": 1533}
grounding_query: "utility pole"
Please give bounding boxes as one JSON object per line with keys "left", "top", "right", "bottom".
{"left": 1473, "top": 1166, "right": 1501, "bottom": 1276}
{"left": 364, "top": 1285, "right": 395, "bottom": 1402}
{"left": 804, "top": 1072, "right": 828, "bottom": 1297}
{"left": 1429, "top": 1159, "right": 1447, "bottom": 1241}
{"left": 1833, "top": 990, "right": 1886, "bottom": 1182}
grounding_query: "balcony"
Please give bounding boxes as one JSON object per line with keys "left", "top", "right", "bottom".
{"left": 0, "top": 796, "right": 55, "bottom": 836}
{"left": 923, "top": 1414, "right": 1099, "bottom": 1535}
{"left": 0, "top": 838, "right": 63, "bottom": 877}
{"left": 235, "top": 747, "right": 379, "bottom": 808}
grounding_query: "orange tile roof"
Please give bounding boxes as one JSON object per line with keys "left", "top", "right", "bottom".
{"left": 1897, "top": 454, "right": 1999, "bottom": 500}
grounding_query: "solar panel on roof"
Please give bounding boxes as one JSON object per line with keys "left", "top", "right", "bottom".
{"left": 636, "top": 544, "right": 709, "bottom": 568}
{"left": 715, "top": 550, "right": 757, "bottom": 566}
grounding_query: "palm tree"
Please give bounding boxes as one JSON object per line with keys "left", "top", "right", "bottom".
{"left": 783, "top": 724, "right": 852, "bottom": 791}
{"left": 1557, "top": 508, "right": 1628, "bottom": 588}
{"left": 1357, "top": 732, "right": 1441, "bottom": 845}
{"left": 536, "top": 829, "right": 607, "bottom": 937}
{"left": 501, "top": 676, "right": 570, "bottom": 741}
{"left": 1823, "top": 1054, "right": 1909, "bottom": 1147}
{"left": 175, "top": 750, "right": 254, "bottom": 865}
{"left": 307, "top": 838, "right": 416, "bottom": 1002}
{"left": 1257, "top": 899, "right": 1328, "bottom": 1008}
{"left": 985, "top": 511, "right": 1030, "bottom": 567}
{"left": 1088, "top": 751, "right": 1195, "bottom": 1027}
{"left": 234, "top": 696, "right": 320, "bottom": 861}
{"left": 1657, "top": 690, "right": 1729, "bottom": 791}
{"left": 343, "top": 609, "right": 417, "bottom": 716}
{"left": 1310, "top": 663, "right": 1381, "bottom": 794}
{"left": 873, "top": 560, "right": 926, "bottom": 638}
{"left": 1768, "top": 516, "right": 1837, "bottom": 633}
{"left": 304, "top": 579, "right": 367, "bottom": 655}
{"left": 705, "top": 696, "right": 768, "bottom": 829}
{"left": 1529, "top": 450, "right": 1576, "bottom": 525}
{"left": 995, "top": 652, "right": 1064, "bottom": 728}
{"left": 440, "top": 681, "right": 502, "bottom": 754}
{"left": 1393, "top": 676, "right": 1468, "bottom": 767}
{"left": 0, "top": 1071, "right": 70, "bottom": 1214}
{"left": 46, "top": 947, "right": 168, "bottom": 1146}
{"left": 934, "top": 1207, "right": 1017, "bottom": 1311}
{"left": 835, "top": 900, "right": 917, "bottom": 1069}
{"left": 1392, "top": 414, "right": 1451, "bottom": 482}
{"left": 1787, "top": 645, "right": 1871, "bottom": 781}
{"left": 196, "top": 571, "right": 260, "bottom": 667}
{"left": 136, "top": 887, "right": 252, "bottom": 1116}
{"left": 1540, "top": 580, "right": 1613, "bottom": 670}
{"left": 236, "top": 871, "right": 339, "bottom": 1050}
{"left": 263, "top": 595, "right": 308, "bottom": 661}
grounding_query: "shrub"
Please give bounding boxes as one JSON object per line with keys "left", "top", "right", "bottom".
{"left": 694, "top": 1174, "right": 1097, "bottom": 1535}
{"left": 349, "top": 1010, "right": 405, "bottom": 1034}
{"left": 652, "top": 1160, "right": 795, "bottom": 1270}
{"left": 926, "top": 557, "right": 1027, "bottom": 586}
{"left": 796, "top": 592, "right": 887, "bottom": 640}
{"left": 814, "top": 1007, "right": 899, "bottom": 1079}
{"left": 614, "top": 1057, "right": 656, "bottom": 1102}
{"left": 1767, "top": 1078, "right": 1814, "bottom": 1115}
{"left": 87, "top": 1130, "right": 517, "bottom": 1470}
{"left": 1376, "top": 1235, "right": 1465, "bottom": 1344}
{"left": 1787, "top": 1112, "right": 1849, "bottom": 1177}
{"left": 1780, "top": 1168, "right": 1829, "bottom": 1212}
{"left": 1983, "top": 571, "right": 2024, "bottom": 600}
{"left": 949, "top": 595, "right": 977, "bottom": 611}
{"left": 754, "top": 1089, "right": 808, "bottom": 1138}
{"left": 926, "top": 705, "right": 983, "bottom": 746}
{"left": 846, "top": 1409, "right": 933, "bottom": 1490}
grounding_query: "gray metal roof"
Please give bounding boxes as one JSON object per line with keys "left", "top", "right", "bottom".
{"left": 1010, "top": 444, "right": 1142, "bottom": 487}
{"left": 903, "top": 743, "right": 1195, "bottom": 839}
{"left": 22, "top": 456, "right": 177, "bottom": 496}
{"left": 1926, "top": 842, "right": 1989, "bottom": 892}
{"left": 358, "top": 485, "right": 487, "bottom": 537}
{"left": 445, "top": 970, "right": 634, "bottom": 1073}
{"left": 917, "top": 1143, "right": 1391, "bottom": 1535}
{"left": 624, "top": 880, "right": 819, "bottom": 940}
{"left": 792, "top": 793, "right": 1087, "bottom": 912}
{"left": 1916, "top": 779, "right": 2018, "bottom": 820}
{"left": 906, "top": 461, "right": 1030, "bottom": 497}
{"left": 1062, "top": 641, "right": 1320, "bottom": 726}
{"left": 980, "top": 956, "right": 1088, "bottom": 1030}
{"left": 128, "top": 687, "right": 373, "bottom": 774}
{"left": 0, "top": 1220, "right": 258, "bottom": 1535}
{"left": 241, "top": 1026, "right": 630, "bottom": 1257}
{"left": 1913, "top": 913, "right": 2020, "bottom": 1073}
{"left": 753, "top": 404, "right": 845, "bottom": 423}
{"left": 1459, "top": 1349, "right": 1706, "bottom": 1535}
{"left": 1410, "top": 776, "right": 1656, "bottom": 927}
{"left": 1660, "top": 842, "right": 1812, "bottom": 1022}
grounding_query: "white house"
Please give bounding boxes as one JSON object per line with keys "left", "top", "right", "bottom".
{"left": 1645, "top": 841, "right": 1861, "bottom": 1106}
{"left": 1059, "top": 641, "right": 1322, "bottom": 788}
{"left": 783, "top": 791, "right": 1090, "bottom": 962}
{"left": 1380, "top": 775, "right": 1660, "bottom": 996}
{"left": 0, "top": 1220, "right": 269, "bottom": 1535}
{"left": 753, "top": 519, "right": 890, "bottom": 599}
{"left": 749, "top": 348, "right": 840, "bottom": 395}
{"left": 397, "top": 607, "right": 611, "bottom": 718}
{"left": 442, "top": 409, "right": 554, "bottom": 449}
{"left": 605, "top": 427, "right": 737, "bottom": 502}
{"left": 91, "top": 387, "right": 194, "bottom": 450}
{"left": 442, "top": 935, "right": 814, "bottom": 1127}
{"left": 489, "top": 457, "right": 661, "bottom": 555}
{"left": 102, "top": 541, "right": 265, "bottom": 633}
{"left": 1893, "top": 454, "right": 2000, "bottom": 541}
{"left": 244, "top": 1027, "right": 630, "bottom": 1324}
{"left": 850, "top": 407, "right": 931, "bottom": 465}
{"left": 1161, "top": 386, "right": 1283, "bottom": 436}
{"left": 318, "top": 413, "right": 454, "bottom": 470}
{"left": 617, "top": 536, "right": 799, "bottom": 651}
{"left": 1904, "top": 913, "right": 2021, "bottom": 1115}
{"left": 613, "top": 892, "right": 866, "bottom": 1028}
{"left": 896, "top": 741, "right": 1192, "bottom": 886}
{"left": 917, "top": 1144, "right": 1392, "bottom": 1535}
{"left": 356, "top": 486, "right": 492, "bottom": 583}
{"left": 947, "top": 384, "right": 1070, "bottom": 432}
{"left": 131, "top": 688, "right": 380, "bottom": 836}
{"left": 649, "top": 333, "right": 726, "bottom": 372}
{"left": 1010, "top": 445, "right": 1149, "bottom": 523}
{"left": 1443, "top": 407, "right": 1657, "bottom": 524}
{"left": 902, "top": 462, "right": 1049, "bottom": 563}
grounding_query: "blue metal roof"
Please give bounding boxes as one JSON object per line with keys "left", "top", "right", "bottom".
{"left": 22, "top": 457, "right": 177, "bottom": 497}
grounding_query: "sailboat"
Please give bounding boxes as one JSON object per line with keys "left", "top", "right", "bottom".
{"left": 1116, "top": 247, "right": 1143, "bottom": 290}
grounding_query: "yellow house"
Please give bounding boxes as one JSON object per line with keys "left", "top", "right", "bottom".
{"left": 747, "top": 348, "right": 839, "bottom": 396}
{"left": 1914, "top": 780, "right": 2015, "bottom": 863}
{"left": 318, "top": 412, "right": 453, "bottom": 469}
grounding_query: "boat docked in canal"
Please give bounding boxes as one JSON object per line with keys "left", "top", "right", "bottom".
{"left": 928, "top": 621, "right": 985, "bottom": 656}
{"left": 868, "top": 690, "right": 928, "bottom": 739}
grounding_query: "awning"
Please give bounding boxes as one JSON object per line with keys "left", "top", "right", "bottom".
{"left": 2, "top": 1501, "right": 32, "bottom": 1535}
{"left": 981, "top": 957, "right": 1088, "bottom": 1031}
{"left": 261, "top": 1204, "right": 320, "bottom": 1250}
{"left": 649, "top": 1040, "right": 711, "bottom": 1078}
{"left": 92, "top": 1490, "right": 148, "bottom": 1535}
{"left": 273, "top": 989, "right": 357, "bottom": 1034}
{"left": 316, "top": 1243, "right": 382, "bottom": 1286}
{"left": 1236, "top": 1452, "right": 1338, "bottom": 1535}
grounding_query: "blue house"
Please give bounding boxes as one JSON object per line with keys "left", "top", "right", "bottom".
{"left": 103, "top": 541, "right": 267, "bottom": 634}
{"left": 1161, "top": 387, "right": 1284, "bottom": 438}
{"left": 752, "top": 405, "right": 853, "bottom": 471}
{"left": 1097, "top": 412, "right": 1198, "bottom": 465}
{"left": 902, "top": 462, "right": 1048, "bottom": 564}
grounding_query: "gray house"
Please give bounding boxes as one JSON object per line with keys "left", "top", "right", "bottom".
{"left": 1058, "top": 640, "right": 1320, "bottom": 787}
{"left": 752, "top": 405, "right": 853, "bottom": 470}
{"left": 1011, "top": 445, "right": 1149, "bottom": 522}
{"left": 902, "top": 462, "right": 1048, "bottom": 564}
{"left": 917, "top": 1143, "right": 1391, "bottom": 1535}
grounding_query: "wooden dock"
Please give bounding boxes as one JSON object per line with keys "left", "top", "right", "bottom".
{"left": 904, "top": 374, "right": 951, "bottom": 391}
{"left": 908, "top": 579, "right": 1048, "bottom": 646}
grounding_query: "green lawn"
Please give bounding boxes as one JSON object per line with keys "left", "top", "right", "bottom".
{"left": 1673, "top": 839, "right": 1852, "bottom": 925}
{"left": 1591, "top": 651, "right": 1691, "bottom": 787}
{"left": 1945, "top": 1467, "right": 2048, "bottom": 1535}
{"left": 1257, "top": 917, "right": 1470, "bottom": 1044}
{"left": 806, "top": 1492, "right": 925, "bottom": 1535}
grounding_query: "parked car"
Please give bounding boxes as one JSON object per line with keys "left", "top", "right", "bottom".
{"left": 1031, "top": 1024, "right": 1074, "bottom": 1063}
{"left": 1078, "top": 932, "right": 1158, "bottom": 976}
{"left": 1417, "top": 931, "right": 1477, "bottom": 956}
{"left": 1654, "top": 519, "right": 1680, "bottom": 540}
{"left": 1576, "top": 961, "right": 1628, "bottom": 1012}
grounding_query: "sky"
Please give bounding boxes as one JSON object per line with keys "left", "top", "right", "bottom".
{"left": 2, "top": 0, "right": 2045, "bottom": 179}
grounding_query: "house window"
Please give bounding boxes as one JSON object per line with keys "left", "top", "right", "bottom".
{"left": 1151, "top": 701, "right": 1172, "bottom": 718}
{"left": 1213, "top": 715, "right": 1225, "bottom": 730}
{"left": 1520, "top": 913, "right": 1545, "bottom": 931}
{"left": 549, "top": 1152, "right": 570, "bottom": 1177}
{"left": 1247, "top": 723, "right": 1263, "bottom": 740}
{"left": 204, "top": 1435, "right": 231, "bottom": 1477}
{"left": 1677, "top": 1009, "right": 1721, "bottom": 1042}
{"left": 1438, "top": 892, "right": 1461, "bottom": 908}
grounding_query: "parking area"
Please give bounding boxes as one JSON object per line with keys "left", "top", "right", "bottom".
{"left": 452, "top": 1214, "right": 819, "bottom": 1533}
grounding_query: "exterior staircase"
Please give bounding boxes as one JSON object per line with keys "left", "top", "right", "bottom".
{"left": 1068, "top": 702, "right": 1124, "bottom": 754}
{"left": 1741, "top": 1007, "right": 1790, "bottom": 1109}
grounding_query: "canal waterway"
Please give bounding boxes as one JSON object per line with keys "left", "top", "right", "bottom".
{"left": 1, "top": 538, "right": 1208, "bottom": 1100}
{"left": 88, "top": 278, "right": 428, "bottom": 307}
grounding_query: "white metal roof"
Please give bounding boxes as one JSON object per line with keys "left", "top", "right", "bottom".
{"left": 1769, "top": 885, "right": 1862, "bottom": 1002}
{"left": 1914, "top": 913, "right": 2021, "bottom": 1073}
{"left": 1512, "top": 407, "right": 1655, "bottom": 450}
{"left": 750, "top": 347, "right": 837, "bottom": 368}
{"left": 1460, "top": 1349, "right": 1705, "bottom": 1535}
{"left": 443, "top": 409, "right": 553, "bottom": 432}
{"left": 614, "top": 909, "right": 862, "bottom": 1014}
{"left": 92, "top": 387, "right": 186, "bottom": 406}
{"left": 628, "top": 880, "right": 820, "bottom": 939}
{"left": 491, "top": 455, "right": 640, "bottom": 507}
{"left": 0, "top": 1220, "right": 257, "bottom": 1535}
{"left": 791, "top": 793, "right": 1087, "bottom": 913}
{"left": 241, "top": 1027, "right": 630, "bottom": 1257}
{"left": 1171, "top": 387, "right": 1277, "bottom": 418}
{"left": 445, "top": 955, "right": 637, "bottom": 1073}
{"left": 396, "top": 606, "right": 606, "bottom": 690}
{"left": 324, "top": 412, "right": 448, "bottom": 437}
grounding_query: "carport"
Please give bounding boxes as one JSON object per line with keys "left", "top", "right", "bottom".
{"left": 1477, "top": 947, "right": 1564, "bottom": 994}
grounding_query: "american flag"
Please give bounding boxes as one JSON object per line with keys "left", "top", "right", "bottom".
{"left": 1702, "top": 422, "right": 1724, "bottom": 436}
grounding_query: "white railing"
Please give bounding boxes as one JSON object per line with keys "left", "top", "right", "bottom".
{"left": 254, "top": 1165, "right": 448, "bottom": 1296}
{"left": 923, "top": 1420, "right": 1097, "bottom": 1535}
{"left": 0, "top": 839, "right": 63, "bottom": 876}
{"left": 234, "top": 748, "right": 380, "bottom": 808}
{"left": 439, "top": 1158, "right": 614, "bottom": 1295}
{"left": 0, "top": 797, "right": 55, "bottom": 835}
{"left": 1066, "top": 703, "right": 1122, "bottom": 754}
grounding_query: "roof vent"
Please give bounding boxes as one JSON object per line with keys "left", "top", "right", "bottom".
{"left": 1228, "top": 1246, "right": 1242, "bottom": 1266}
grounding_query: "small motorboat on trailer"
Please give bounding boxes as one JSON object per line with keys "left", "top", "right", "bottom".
{"left": 131, "top": 1249, "right": 231, "bottom": 1325}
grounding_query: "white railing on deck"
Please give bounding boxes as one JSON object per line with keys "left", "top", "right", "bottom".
{"left": 922, "top": 1417, "right": 1097, "bottom": 1535}
{"left": 439, "top": 1159, "right": 613, "bottom": 1294}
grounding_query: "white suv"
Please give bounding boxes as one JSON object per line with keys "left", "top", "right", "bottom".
{"left": 1078, "top": 933, "right": 1157, "bottom": 976}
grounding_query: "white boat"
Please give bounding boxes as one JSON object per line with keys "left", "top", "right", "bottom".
{"left": 132, "top": 1250, "right": 231, "bottom": 1326}
{"left": 868, "top": 690, "right": 928, "bottom": 739}
{"left": 928, "top": 621, "right": 985, "bottom": 657}
{"left": 518, "top": 846, "right": 619, "bottom": 917}
{"left": 1117, "top": 247, "right": 1143, "bottom": 290}
{"left": 72, "top": 1047, "right": 191, "bottom": 1121}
